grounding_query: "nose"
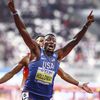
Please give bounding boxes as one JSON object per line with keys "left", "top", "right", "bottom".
{"left": 49, "top": 40, "right": 54, "bottom": 45}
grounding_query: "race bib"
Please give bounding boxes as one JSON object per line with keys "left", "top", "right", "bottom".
{"left": 35, "top": 67, "right": 54, "bottom": 84}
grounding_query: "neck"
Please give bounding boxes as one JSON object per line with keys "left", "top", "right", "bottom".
{"left": 45, "top": 50, "right": 53, "bottom": 56}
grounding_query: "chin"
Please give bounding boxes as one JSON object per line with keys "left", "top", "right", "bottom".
{"left": 48, "top": 49, "right": 54, "bottom": 53}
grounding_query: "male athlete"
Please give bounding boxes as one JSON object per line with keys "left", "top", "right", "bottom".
{"left": 0, "top": 49, "right": 93, "bottom": 100}
{"left": 7, "top": 0, "right": 94, "bottom": 99}
{"left": 0, "top": 35, "right": 93, "bottom": 99}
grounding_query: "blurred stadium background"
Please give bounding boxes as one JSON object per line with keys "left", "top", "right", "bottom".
{"left": 0, "top": 0, "right": 100, "bottom": 100}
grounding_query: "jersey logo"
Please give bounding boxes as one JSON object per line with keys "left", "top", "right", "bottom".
{"left": 22, "top": 91, "right": 29, "bottom": 100}
{"left": 42, "top": 61, "right": 54, "bottom": 70}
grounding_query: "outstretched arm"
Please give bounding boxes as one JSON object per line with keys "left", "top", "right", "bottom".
{"left": 57, "top": 11, "right": 94, "bottom": 61}
{"left": 0, "top": 63, "right": 23, "bottom": 84}
{"left": 58, "top": 67, "right": 93, "bottom": 93}
{"left": 58, "top": 67, "right": 79, "bottom": 86}
{"left": 0, "top": 56, "right": 29, "bottom": 84}
{"left": 8, "top": 0, "right": 39, "bottom": 55}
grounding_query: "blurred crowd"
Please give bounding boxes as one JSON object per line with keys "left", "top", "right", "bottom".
{"left": 0, "top": 0, "right": 100, "bottom": 69}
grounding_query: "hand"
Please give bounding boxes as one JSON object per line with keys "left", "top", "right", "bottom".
{"left": 87, "top": 10, "right": 94, "bottom": 25}
{"left": 79, "top": 82, "right": 93, "bottom": 93}
{"left": 8, "top": 0, "right": 16, "bottom": 13}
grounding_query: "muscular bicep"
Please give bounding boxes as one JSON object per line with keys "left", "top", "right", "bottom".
{"left": 13, "top": 14, "right": 40, "bottom": 54}
{"left": 20, "top": 29, "right": 37, "bottom": 50}
{"left": 57, "top": 39, "right": 77, "bottom": 61}
{"left": 22, "top": 29, "right": 40, "bottom": 57}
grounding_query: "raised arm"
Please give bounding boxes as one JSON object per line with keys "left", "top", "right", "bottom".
{"left": 58, "top": 67, "right": 93, "bottom": 93}
{"left": 0, "top": 56, "right": 29, "bottom": 84}
{"left": 57, "top": 11, "right": 94, "bottom": 61}
{"left": 8, "top": 0, "right": 40, "bottom": 55}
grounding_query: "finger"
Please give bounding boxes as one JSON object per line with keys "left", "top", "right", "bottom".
{"left": 87, "top": 87, "right": 93, "bottom": 93}
{"left": 89, "top": 10, "right": 93, "bottom": 16}
{"left": 85, "top": 87, "right": 93, "bottom": 93}
{"left": 88, "top": 89, "right": 93, "bottom": 93}
{"left": 82, "top": 84, "right": 93, "bottom": 93}
{"left": 84, "top": 88, "right": 92, "bottom": 93}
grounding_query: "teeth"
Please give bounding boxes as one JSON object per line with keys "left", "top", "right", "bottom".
{"left": 49, "top": 47, "right": 53, "bottom": 50}
{"left": 48, "top": 46, "right": 53, "bottom": 49}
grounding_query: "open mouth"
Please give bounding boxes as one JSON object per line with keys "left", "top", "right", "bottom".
{"left": 48, "top": 44, "right": 54, "bottom": 50}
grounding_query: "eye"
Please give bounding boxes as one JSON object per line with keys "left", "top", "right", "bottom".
{"left": 40, "top": 40, "right": 44, "bottom": 42}
{"left": 45, "top": 38, "right": 50, "bottom": 41}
